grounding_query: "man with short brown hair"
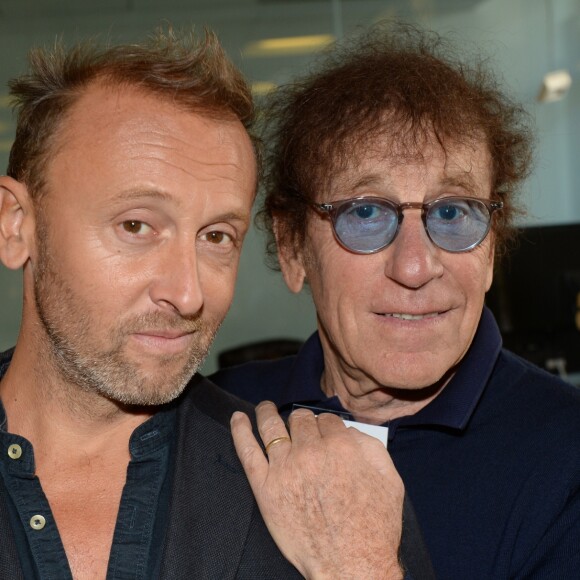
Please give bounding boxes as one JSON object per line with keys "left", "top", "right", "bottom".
{"left": 0, "top": 27, "right": 430, "bottom": 580}
{"left": 0, "top": 28, "right": 274, "bottom": 579}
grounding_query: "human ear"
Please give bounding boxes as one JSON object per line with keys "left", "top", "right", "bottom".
{"left": 0, "top": 176, "right": 34, "bottom": 269}
{"left": 274, "top": 217, "right": 307, "bottom": 294}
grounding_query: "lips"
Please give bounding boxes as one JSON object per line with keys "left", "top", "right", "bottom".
{"left": 373, "top": 308, "right": 451, "bottom": 321}
{"left": 386, "top": 312, "right": 441, "bottom": 321}
{"left": 130, "top": 329, "right": 196, "bottom": 355}
{"left": 136, "top": 329, "right": 192, "bottom": 339}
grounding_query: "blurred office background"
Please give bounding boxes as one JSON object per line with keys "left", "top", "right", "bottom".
{"left": 0, "top": 0, "right": 578, "bottom": 375}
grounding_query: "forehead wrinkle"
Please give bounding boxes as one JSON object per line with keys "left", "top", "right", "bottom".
{"left": 128, "top": 131, "right": 250, "bottom": 178}
{"left": 330, "top": 173, "right": 391, "bottom": 199}
{"left": 129, "top": 150, "right": 247, "bottom": 183}
{"left": 331, "top": 144, "right": 490, "bottom": 199}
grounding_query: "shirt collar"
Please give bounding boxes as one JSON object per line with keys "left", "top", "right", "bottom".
{"left": 277, "top": 334, "right": 327, "bottom": 410}
{"left": 275, "top": 307, "right": 502, "bottom": 436}
{"left": 0, "top": 349, "right": 12, "bottom": 432}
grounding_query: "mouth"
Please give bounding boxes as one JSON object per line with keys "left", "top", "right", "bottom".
{"left": 129, "top": 329, "right": 196, "bottom": 355}
{"left": 136, "top": 329, "right": 193, "bottom": 339}
{"left": 373, "top": 309, "right": 449, "bottom": 322}
{"left": 384, "top": 312, "right": 441, "bottom": 321}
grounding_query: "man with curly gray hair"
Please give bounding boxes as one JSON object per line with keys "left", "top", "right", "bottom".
{"left": 217, "top": 23, "right": 580, "bottom": 579}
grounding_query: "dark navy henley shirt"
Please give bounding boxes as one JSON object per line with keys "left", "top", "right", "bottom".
{"left": 0, "top": 351, "right": 174, "bottom": 579}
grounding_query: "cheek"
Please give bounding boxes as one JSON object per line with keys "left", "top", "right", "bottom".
{"left": 54, "top": 248, "right": 155, "bottom": 315}
{"left": 303, "top": 245, "right": 339, "bottom": 298}
{"left": 472, "top": 247, "right": 495, "bottom": 296}
{"left": 451, "top": 252, "right": 493, "bottom": 344}
{"left": 198, "top": 258, "right": 239, "bottom": 312}
{"left": 305, "top": 253, "right": 365, "bottom": 332}
{"left": 452, "top": 243, "right": 494, "bottom": 292}
{"left": 484, "top": 248, "right": 495, "bottom": 292}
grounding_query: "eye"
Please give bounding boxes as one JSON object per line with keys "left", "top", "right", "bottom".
{"left": 338, "top": 200, "right": 396, "bottom": 231}
{"left": 121, "top": 220, "right": 153, "bottom": 235}
{"left": 435, "top": 205, "right": 459, "bottom": 220}
{"left": 431, "top": 201, "right": 469, "bottom": 222}
{"left": 201, "top": 230, "right": 233, "bottom": 245}
{"left": 352, "top": 203, "right": 382, "bottom": 220}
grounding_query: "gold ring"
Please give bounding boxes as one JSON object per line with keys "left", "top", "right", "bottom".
{"left": 265, "top": 436, "right": 291, "bottom": 455}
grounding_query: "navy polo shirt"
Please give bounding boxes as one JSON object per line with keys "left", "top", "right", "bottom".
{"left": 0, "top": 352, "right": 174, "bottom": 579}
{"left": 212, "top": 307, "right": 580, "bottom": 578}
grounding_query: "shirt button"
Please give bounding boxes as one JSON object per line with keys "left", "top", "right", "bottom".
{"left": 7, "top": 444, "right": 22, "bottom": 460}
{"left": 30, "top": 515, "right": 46, "bottom": 530}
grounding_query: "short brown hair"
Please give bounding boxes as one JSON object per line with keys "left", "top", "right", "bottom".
{"left": 7, "top": 27, "right": 256, "bottom": 200}
{"left": 260, "top": 23, "right": 534, "bottom": 264}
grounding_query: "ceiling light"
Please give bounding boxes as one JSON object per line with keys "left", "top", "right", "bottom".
{"left": 537, "top": 70, "right": 573, "bottom": 103}
{"left": 251, "top": 81, "right": 277, "bottom": 95}
{"left": 244, "top": 34, "right": 334, "bottom": 57}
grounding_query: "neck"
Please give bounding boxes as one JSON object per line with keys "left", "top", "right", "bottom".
{"left": 0, "top": 330, "right": 153, "bottom": 466}
{"left": 320, "top": 359, "right": 448, "bottom": 425}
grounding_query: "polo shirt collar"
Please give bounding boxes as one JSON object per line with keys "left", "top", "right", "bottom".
{"left": 277, "top": 333, "right": 327, "bottom": 409}
{"left": 276, "top": 307, "right": 502, "bottom": 436}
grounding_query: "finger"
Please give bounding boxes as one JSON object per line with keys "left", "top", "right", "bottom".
{"left": 287, "top": 407, "right": 321, "bottom": 446}
{"left": 315, "top": 411, "right": 349, "bottom": 436}
{"left": 231, "top": 411, "right": 269, "bottom": 489}
{"left": 347, "top": 427, "right": 400, "bottom": 479}
{"left": 255, "top": 401, "right": 291, "bottom": 457}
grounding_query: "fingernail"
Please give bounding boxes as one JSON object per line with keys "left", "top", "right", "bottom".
{"left": 231, "top": 411, "right": 242, "bottom": 424}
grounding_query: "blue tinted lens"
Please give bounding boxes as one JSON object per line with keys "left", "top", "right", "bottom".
{"left": 426, "top": 198, "right": 490, "bottom": 251}
{"left": 334, "top": 199, "right": 398, "bottom": 253}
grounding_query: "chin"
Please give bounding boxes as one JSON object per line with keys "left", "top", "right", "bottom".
{"left": 108, "top": 380, "right": 189, "bottom": 407}
{"left": 373, "top": 365, "right": 451, "bottom": 392}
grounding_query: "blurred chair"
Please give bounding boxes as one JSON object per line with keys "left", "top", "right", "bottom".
{"left": 217, "top": 339, "right": 303, "bottom": 369}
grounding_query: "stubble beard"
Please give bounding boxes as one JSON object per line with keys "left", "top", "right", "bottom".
{"left": 32, "top": 223, "right": 219, "bottom": 407}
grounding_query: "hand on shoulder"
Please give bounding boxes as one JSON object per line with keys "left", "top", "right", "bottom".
{"left": 231, "top": 402, "right": 404, "bottom": 580}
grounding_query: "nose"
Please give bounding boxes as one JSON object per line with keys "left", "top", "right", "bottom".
{"left": 384, "top": 210, "right": 444, "bottom": 288}
{"left": 149, "top": 241, "right": 204, "bottom": 317}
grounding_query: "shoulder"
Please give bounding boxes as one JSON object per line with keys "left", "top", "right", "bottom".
{"left": 493, "top": 349, "right": 580, "bottom": 411}
{"left": 161, "top": 375, "right": 303, "bottom": 579}
{"left": 0, "top": 348, "right": 14, "bottom": 377}
{"left": 482, "top": 349, "right": 580, "bottom": 447}
{"left": 451, "top": 349, "right": 580, "bottom": 483}
{"left": 210, "top": 356, "right": 297, "bottom": 404}
{"left": 176, "top": 373, "right": 258, "bottom": 430}
{"left": 0, "top": 348, "right": 13, "bottom": 362}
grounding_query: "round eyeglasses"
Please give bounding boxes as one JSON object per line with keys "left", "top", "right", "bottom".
{"left": 310, "top": 196, "right": 503, "bottom": 254}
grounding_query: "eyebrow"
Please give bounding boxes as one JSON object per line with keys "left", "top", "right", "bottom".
{"left": 118, "top": 189, "right": 174, "bottom": 204}
{"left": 336, "top": 171, "right": 484, "bottom": 198}
{"left": 439, "top": 175, "right": 480, "bottom": 195}
{"left": 334, "top": 174, "right": 387, "bottom": 197}
{"left": 209, "top": 211, "right": 250, "bottom": 225}
{"left": 113, "top": 189, "right": 249, "bottom": 224}
{"left": 351, "top": 175, "right": 386, "bottom": 191}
